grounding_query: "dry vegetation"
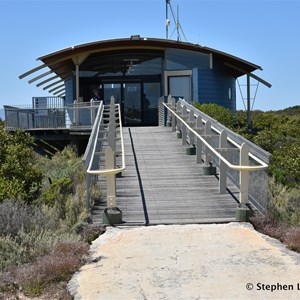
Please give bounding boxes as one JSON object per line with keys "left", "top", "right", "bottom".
{"left": 195, "top": 104, "right": 300, "bottom": 255}
{"left": 0, "top": 144, "right": 105, "bottom": 299}
{"left": 2, "top": 106, "right": 300, "bottom": 298}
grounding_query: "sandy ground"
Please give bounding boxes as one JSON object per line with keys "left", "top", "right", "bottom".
{"left": 68, "top": 223, "right": 300, "bottom": 300}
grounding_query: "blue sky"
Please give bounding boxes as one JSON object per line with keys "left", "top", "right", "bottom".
{"left": 0, "top": 0, "right": 299, "bottom": 111}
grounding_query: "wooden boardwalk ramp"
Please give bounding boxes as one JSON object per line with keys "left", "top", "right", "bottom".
{"left": 93, "top": 126, "right": 240, "bottom": 225}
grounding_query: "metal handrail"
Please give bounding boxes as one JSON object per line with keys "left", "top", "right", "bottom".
{"left": 163, "top": 102, "right": 268, "bottom": 172}
{"left": 87, "top": 103, "right": 125, "bottom": 175}
{"left": 82, "top": 101, "right": 104, "bottom": 166}
{"left": 176, "top": 99, "right": 270, "bottom": 166}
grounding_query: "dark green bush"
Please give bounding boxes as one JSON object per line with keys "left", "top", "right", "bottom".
{"left": 193, "top": 102, "right": 234, "bottom": 128}
{"left": 0, "top": 125, "right": 43, "bottom": 202}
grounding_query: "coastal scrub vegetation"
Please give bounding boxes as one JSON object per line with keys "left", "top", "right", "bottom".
{"left": 194, "top": 102, "right": 300, "bottom": 251}
{"left": 0, "top": 122, "right": 104, "bottom": 299}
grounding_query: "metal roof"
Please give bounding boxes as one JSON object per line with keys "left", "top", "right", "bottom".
{"left": 19, "top": 36, "right": 267, "bottom": 97}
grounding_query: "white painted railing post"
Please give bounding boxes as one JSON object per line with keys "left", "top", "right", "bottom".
{"left": 181, "top": 105, "right": 187, "bottom": 145}
{"left": 204, "top": 120, "right": 212, "bottom": 165}
{"left": 90, "top": 99, "right": 96, "bottom": 124}
{"left": 196, "top": 116, "right": 203, "bottom": 164}
{"left": 73, "top": 100, "right": 77, "bottom": 124}
{"left": 240, "top": 142, "right": 249, "bottom": 204}
{"left": 105, "top": 147, "right": 116, "bottom": 208}
{"left": 108, "top": 96, "right": 116, "bottom": 152}
{"left": 188, "top": 109, "right": 195, "bottom": 145}
{"left": 171, "top": 97, "right": 176, "bottom": 132}
{"left": 166, "top": 95, "right": 172, "bottom": 127}
{"left": 175, "top": 102, "right": 182, "bottom": 136}
{"left": 219, "top": 130, "right": 228, "bottom": 194}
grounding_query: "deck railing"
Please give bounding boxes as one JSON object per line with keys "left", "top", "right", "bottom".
{"left": 82, "top": 96, "right": 125, "bottom": 224}
{"left": 160, "top": 95, "right": 270, "bottom": 213}
{"left": 4, "top": 98, "right": 100, "bottom": 130}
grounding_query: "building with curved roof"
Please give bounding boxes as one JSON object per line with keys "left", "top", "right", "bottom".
{"left": 19, "top": 36, "right": 270, "bottom": 126}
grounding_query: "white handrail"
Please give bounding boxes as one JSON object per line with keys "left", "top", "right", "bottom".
{"left": 87, "top": 103, "right": 125, "bottom": 175}
{"left": 176, "top": 99, "right": 269, "bottom": 167}
{"left": 163, "top": 102, "right": 268, "bottom": 172}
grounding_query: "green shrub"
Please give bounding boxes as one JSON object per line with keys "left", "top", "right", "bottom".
{"left": 269, "top": 140, "right": 300, "bottom": 187}
{"left": 0, "top": 235, "right": 28, "bottom": 270}
{"left": 267, "top": 177, "right": 300, "bottom": 226}
{"left": 0, "top": 125, "right": 43, "bottom": 203}
{"left": 193, "top": 102, "right": 234, "bottom": 128}
{"left": 39, "top": 145, "right": 85, "bottom": 193}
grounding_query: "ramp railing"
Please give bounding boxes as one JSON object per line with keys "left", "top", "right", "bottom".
{"left": 160, "top": 95, "right": 269, "bottom": 216}
{"left": 83, "top": 96, "right": 125, "bottom": 224}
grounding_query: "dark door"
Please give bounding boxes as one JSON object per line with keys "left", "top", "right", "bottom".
{"left": 103, "top": 83, "right": 122, "bottom": 105}
{"left": 143, "top": 82, "right": 160, "bottom": 125}
{"left": 103, "top": 80, "right": 160, "bottom": 126}
{"left": 123, "top": 83, "right": 141, "bottom": 125}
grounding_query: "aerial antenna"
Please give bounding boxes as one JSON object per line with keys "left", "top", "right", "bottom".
{"left": 165, "top": 0, "right": 187, "bottom": 42}
{"left": 166, "top": 0, "right": 170, "bottom": 39}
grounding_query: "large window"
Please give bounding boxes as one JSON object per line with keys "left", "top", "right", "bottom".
{"left": 166, "top": 48, "right": 210, "bottom": 70}
{"left": 164, "top": 70, "right": 192, "bottom": 102}
{"left": 168, "top": 76, "right": 191, "bottom": 101}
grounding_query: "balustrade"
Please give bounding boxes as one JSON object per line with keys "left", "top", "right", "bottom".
{"left": 161, "top": 96, "right": 269, "bottom": 220}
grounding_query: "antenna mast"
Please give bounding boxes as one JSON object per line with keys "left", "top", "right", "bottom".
{"left": 166, "top": 0, "right": 170, "bottom": 39}
{"left": 165, "top": 0, "right": 187, "bottom": 42}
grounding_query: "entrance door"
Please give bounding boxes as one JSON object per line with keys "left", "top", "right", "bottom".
{"left": 103, "top": 81, "right": 160, "bottom": 126}
{"left": 103, "top": 83, "right": 121, "bottom": 104}
{"left": 123, "top": 83, "right": 141, "bottom": 125}
{"left": 143, "top": 82, "right": 160, "bottom": 125}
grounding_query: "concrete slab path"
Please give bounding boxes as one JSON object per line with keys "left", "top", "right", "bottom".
{"left": 69, "top": 223, "right": 300, "bottom": 300}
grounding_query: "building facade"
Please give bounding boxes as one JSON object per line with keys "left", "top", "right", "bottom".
{"left": 20, "top": 36, "right": 265, "bottom": 126}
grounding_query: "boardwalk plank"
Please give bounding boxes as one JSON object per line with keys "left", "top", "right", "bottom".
{"left": 92, "top": 126, "right": 239, "bottom": 225}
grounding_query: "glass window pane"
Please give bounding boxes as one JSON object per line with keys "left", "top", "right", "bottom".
{"left": 169, "top": 76, "right": 191, "bottom": 101}
{"left": 166, "top": 48, "right": 209, "bottom": 70}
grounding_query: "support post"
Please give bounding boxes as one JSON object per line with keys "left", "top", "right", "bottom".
{"left": 166, "top": 95, "right": 172, "bottom": 127}
{"left": 105, "top": 147, "right": 116, "bottom": 208}
{"left": 176, "top": 102, "right": 182, "bottom": 138}
{"left": 239, "top": 142, "right": 249, "bottom": 205}
{"left": 188, "top": 109, "right": 195, "bottom": 145}
{"left": 73, "top": 100, "right": 78, "bottom": 125}
{"left": 219, "top": 130, "right": 227, "bottom": 194}
{"left": 90, "top": 99, "right": 95, "bottom": 124}
{"left": 181, "top": 105, "right": 187, "bottom": 146}
{"left": 199, "top": 120, "right": 216, "bottom": 175}
{"left": 235, "top": 142, "right": 252, "bottom": 222}
{"left": 196, "top": 116, "right": 203, "bottom": 164}
{"left": 186, "top": 109, "right": 196, "bottom": 155}
{"left": 75, "top": 63, "right": 80, "bottom": 103}
{"left": 204, "top": 120, "right": 211, "bottom": 165}
{"left": 103, "top": 146, "right": 122, "bottom": 225}
{"left": 171, "top": 97, "right": 176, "bottom": 132}
{"left": 247, "top": 74, "right": 252, "bottom": 128}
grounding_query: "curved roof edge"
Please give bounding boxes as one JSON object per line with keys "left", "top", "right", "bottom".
{"left": 19, "top": 36, "right": 271, "bottom": 98}
{"left": 37, "top": 36, "right": 262, "bottom": 73}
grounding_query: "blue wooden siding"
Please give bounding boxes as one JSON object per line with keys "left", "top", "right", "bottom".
{"left": 195, "top": 60, "right": 236, "bottom": 111}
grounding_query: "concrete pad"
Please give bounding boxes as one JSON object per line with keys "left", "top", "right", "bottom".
{"left": 69, "top": 223, "right": 300, "bottom": 299}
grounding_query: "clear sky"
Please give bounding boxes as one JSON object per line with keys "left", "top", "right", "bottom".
{"left": 0, "top": 0, "right": 299, "bottom": 112}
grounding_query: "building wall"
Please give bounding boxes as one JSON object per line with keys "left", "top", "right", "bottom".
{"left": 196, "top": 58, "right": 236, "bottom": 111}
{"left": 64, "top": 49, "right": 237, "bottom": 112}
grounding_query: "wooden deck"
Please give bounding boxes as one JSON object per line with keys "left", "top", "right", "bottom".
{"left": 93, "top": 126, "right": 240, "bottom": 225}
